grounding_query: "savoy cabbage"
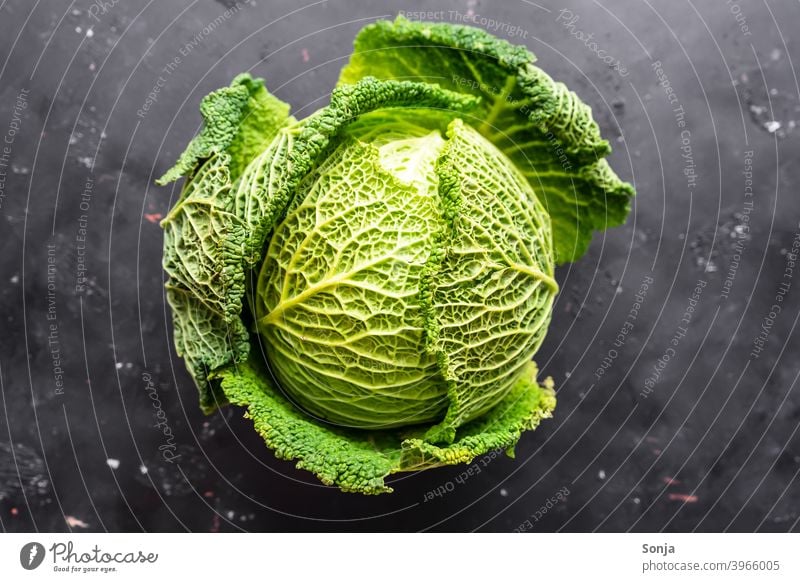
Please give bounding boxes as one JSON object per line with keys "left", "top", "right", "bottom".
{"left": 157, "top": 17, "right": 633, "bottom": 494}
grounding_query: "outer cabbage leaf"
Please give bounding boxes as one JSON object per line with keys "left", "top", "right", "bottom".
{"left": 216, "top": 354, "right": 555, "bottom": 494}
{"left": 338, "top": 16, "right": 634, "bottom": 264}
{"left": 158, "top": 74, "right": 293, "bottom": 411}
{"left": 157, "top": 73, "right": 293, "bottom": 186}
{"left": 161, "top": 154, "right": 249, "bottom": 411}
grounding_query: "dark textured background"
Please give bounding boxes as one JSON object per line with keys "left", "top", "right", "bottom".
{"left": 1, "top": 0, "right": 799, "bottom": 532}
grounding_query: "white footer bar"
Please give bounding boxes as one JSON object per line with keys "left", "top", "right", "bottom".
{"left": 1, "top": 533, "right": 796, "bottom": 581}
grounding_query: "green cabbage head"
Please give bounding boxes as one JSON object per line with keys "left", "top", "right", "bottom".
{"left": 157, "top": 17, "right": 633, "bottom": 494}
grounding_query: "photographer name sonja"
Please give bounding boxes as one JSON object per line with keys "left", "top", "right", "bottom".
{"left": 642, "top": 543, "right": 676, "bottom": 556}
{"left": 49, "top": 541, "right": 158, "bottom": 565}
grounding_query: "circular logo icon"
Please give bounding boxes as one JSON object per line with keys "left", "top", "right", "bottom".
{"left": 19, "top": 542, "right": 46, "bottom": 570}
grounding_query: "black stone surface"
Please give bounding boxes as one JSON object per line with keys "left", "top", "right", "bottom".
{"left": 1, "top": 0, "right": 799, "bottom": 532}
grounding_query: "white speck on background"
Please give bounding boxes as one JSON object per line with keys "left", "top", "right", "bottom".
{"left": 65, "top": 515, "right": 90, "bottom": 528}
